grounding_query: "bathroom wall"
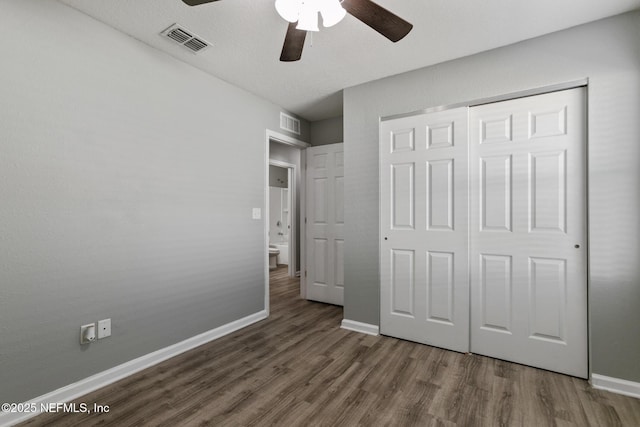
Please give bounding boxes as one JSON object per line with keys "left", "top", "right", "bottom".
{"left": 269, "top": 186, "right": 289, "bottom": 244}
{"left": 269, "top": 165, "right": 288, "bottom": 188}
{"left": 269, "top": 166, "right": 289, "bottom": 244}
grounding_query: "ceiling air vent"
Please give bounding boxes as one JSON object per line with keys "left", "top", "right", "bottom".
{"left": 161, "top": 24, "right": 210, "bottom": 54}
{"left": 280, "top": 112, "right": 301, "bottom": 135}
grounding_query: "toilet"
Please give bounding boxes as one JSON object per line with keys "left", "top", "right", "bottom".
{"left": 268, "top": 245, "right": 280, "bottom": 270}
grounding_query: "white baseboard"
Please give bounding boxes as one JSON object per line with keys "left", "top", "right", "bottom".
{"left": 0, "top": 310, "right": 268, "bottom": 427}
{"left": 591, "top": 374, "right": 640, "bottom": 399}
{"left": 341, "top": 319, "right": 379, "bottom": 336}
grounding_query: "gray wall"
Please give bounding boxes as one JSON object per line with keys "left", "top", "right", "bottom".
{"left": 269, "top": 142, "right": 302, "bottom": 271}
{"left": 344, "top": 11, "right": 640, "bottom": 382}
{"left": 0, "top": 0, "right": 306, "bottom": 403}
{"left": 310, "top": 116, "right": 344, "bottom": 146}
{"left": 288, "top": 114, "right": 312, "bottom": 144}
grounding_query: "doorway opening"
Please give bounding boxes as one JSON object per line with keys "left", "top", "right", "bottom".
{"left": 268, "top": 162, "right": 295, "bottom": 277}
{"left": 264, "top": 130, "right": 309, "bottom": 315}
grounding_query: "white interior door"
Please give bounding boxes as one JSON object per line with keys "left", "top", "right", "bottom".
{"left": 380, "top": 108, "right": 470, "bottom": 353}
{"left": 305, "top": 143, "right": 344, "bottom": 306}
{"left": 469, "top": 88, "right": 588, "bottom": 378}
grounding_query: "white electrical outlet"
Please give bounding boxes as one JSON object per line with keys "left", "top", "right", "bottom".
{"left": 80, "top": 323, "right": 96, "bottom": 344}
{"left": 252, "top": 208, "right": 261, "bottom": 220}
{"left": 97, "top": 318, "right": 111, "bottom": 339}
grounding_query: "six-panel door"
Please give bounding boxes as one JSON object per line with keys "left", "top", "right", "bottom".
{"left": 380, "top": 108, "right": 470, "bottom": 352}
{"left": 469, "top": 88, "right": 588, "bottom": 378}
{"left": 306, "top": 143, "right": 345, "bottom": 306}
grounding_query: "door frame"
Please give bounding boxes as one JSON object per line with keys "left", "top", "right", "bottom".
{"left": 264, "top": 130, "right": 309, "bottom": 314}
{"left": 269, "top": 159, "right": 296, "bottom": 278}
{"left": 378, "top": 78, "right": 591, "bottom": 377}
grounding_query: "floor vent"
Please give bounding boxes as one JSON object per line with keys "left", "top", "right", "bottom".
{"left": 280, "top": 112, "right": 301, "bottom": 135}
{"left": 161, "top": 24, "right": 210, "bottom": 54}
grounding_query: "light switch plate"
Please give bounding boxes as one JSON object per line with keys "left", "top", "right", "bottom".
{"left": 252, "top": 208, "right": 261, "bottom": 220}
{"left": 97, "top": 318, "right": 111, "bottom": 339}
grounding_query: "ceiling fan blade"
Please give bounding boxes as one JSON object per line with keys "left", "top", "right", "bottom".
{"left": 341, "top": 0, "right": 413, "bottom": 42}
{"left": 280, "top": 22, "right": 307, "bottom": 62}
{"left": 181, "top": 0, "right": 221, "bottom": 6}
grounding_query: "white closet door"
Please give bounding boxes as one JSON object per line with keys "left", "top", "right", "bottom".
{"left": 380, "top": 108, "right": 469, "bottom": 353}
{"left": 306, "top": 143, "right": 344, "bottom": 306}
{"left": 469, "top": 88, "right": 588, "bottom": 378}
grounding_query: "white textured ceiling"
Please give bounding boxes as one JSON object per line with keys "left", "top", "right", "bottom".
{"left": 59, "top": 0, "right": 640, "bottom": 121}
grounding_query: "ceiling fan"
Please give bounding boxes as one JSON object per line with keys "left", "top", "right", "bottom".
{"left": 181, "top": 0, "right": 413, "bottom": 62}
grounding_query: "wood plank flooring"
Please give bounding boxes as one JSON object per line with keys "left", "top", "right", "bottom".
{"left": 22, "top": 267, "right": 640, "bottom": 426}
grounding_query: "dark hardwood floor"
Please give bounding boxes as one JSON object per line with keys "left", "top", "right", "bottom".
{"left": 22, "top": 267, "right": 640, "bottom": 426}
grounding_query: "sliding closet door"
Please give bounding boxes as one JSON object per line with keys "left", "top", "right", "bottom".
{"left": 380, "top": 108, "right": 469, "bottom": 353}
{"left": 469, "top": 88, "right": 588, "bottom": 378}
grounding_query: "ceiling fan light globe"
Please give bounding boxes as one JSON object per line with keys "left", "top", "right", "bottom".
{"left": 320, "top": 0, "right": 346, "bottom": 27}
{"left": 275, "top": 0, "right": 301, "bottom": 23}
{"left": 296, "top": 1, "right": 320, "bottom": 31}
